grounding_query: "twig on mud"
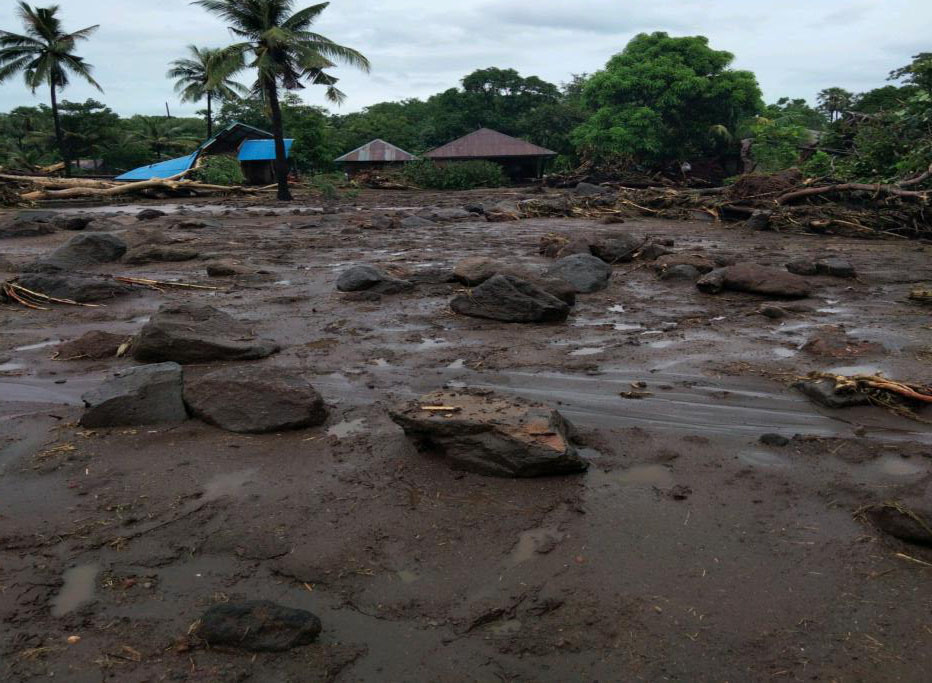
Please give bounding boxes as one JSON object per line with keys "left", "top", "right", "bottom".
{"left": 113, "top": 276, "right": 220, "bottom": 292}
{"left": 894, "top": 552, "right": 932, "bottom": 568}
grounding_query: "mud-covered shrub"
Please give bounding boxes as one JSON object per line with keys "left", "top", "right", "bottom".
{"left": 192, "top": 156, "right": 245, "bottom": 186}
{"left": 402, "top": 160, "right": 506, "bottom": 190}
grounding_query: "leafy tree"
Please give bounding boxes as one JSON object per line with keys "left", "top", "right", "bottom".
{"left": 0, "top": 2, "right": 101, "bottom": 176}
{"left": 331, "top": 99, "right": 431, "bottom": 155}
{"left": 748, "top": 117, "right": 808, "bottom": 172}
{"left": 168, "top": 45, "right": 248, "bottom": 138}
{"left": 572, "top": 33, "right": 762, "bottom": 166}
{"left": 852, "top": 85, "right": 918, "bottom": 114}
{"left": 762, "top": 97, "right": 826, "bottom": 130}
{"left": 889, "top": 53, "right": 932, "bottom": 97}
{"left": 56, "top": 98, "right": 120, "bottom": 170}
{"left": 816, "top": 87, "right": 854, "bottom": 122}
{"left": 194, "top": 0, "right": 370, "bottom": 200}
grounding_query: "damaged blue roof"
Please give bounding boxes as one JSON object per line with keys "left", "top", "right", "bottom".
{"left": 238, "top": 139, "right": 293, "bottom": 161}
{"left": 114, "top": 153, "right": 198, "bottom": 182}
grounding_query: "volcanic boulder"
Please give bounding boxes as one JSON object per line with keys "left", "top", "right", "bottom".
{"left": 123, "top": 245, "right": 199, "bottom": 265}
{"left": 16, "top": 273, "right": 135, "bottom": 303}
{"left": 450, "top": 274, "right": 570, "bottom": 323}
{"left": 544, "top": 254, "right": 612, "bottom": 293}
{"left": 194, "top": 601, "right": 322, "bottom": 652}
{"left": 390, "top": 389, "right": 588, "bottom": 477}
{"left": 131, "top": 303, "right": 280, "bottom": 364}
{"left": 28, "top": 232, "right": 127, "bottom": 272}
{"left": 184, "top": 366, "right": 327, "bottom": 434}
{"left": 80, "top": 362, "right": 187, "bottom": 428}
{"left": 698, "top": 263, "right": 812, "bottom": 298}
{"left": 336, "top": 265, "right": 413, "bottom": 294}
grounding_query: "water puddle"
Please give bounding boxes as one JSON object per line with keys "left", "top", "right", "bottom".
{"left": 617, "top": 464, "right": 675, "bottom": 486}
{"left": 203, "top": 469, "right": 258, "bottom": 501}
{"left": 447, "top": 359, "right": 466, "bottom": 369}
{"left": 570, "top": 347, "right": 605, "bottom": 357}
{"left": 648, "top": 340, "right": 675, "bottom": 349}
{"left": 510, "top": 527, "right": 564, "bottom": 565}
{"left": 13, "top": 340, "right": 61, "bottom": 352}
{"left": 873, "top": 454, "right": 926, "bottom": 477}
{"left": 0, "top": 362, "right": 27, "bottom": 373}
{"left": 415, "top": 338, "right": 449, "bottom": 351}
{"left": 773, "top": 347, "right": 798, "bottom": 359}
{"left": 328, "top": 418, "right": 367, "bottom": 439}
{"left": 608, "top": 305, "right": 626, "bottom": 313}
{"left": 738, "top": 450, "right": 790, "bottom": 468}
{"left": 51, "top": 564, "right": 99, "bottom": 617}
{"left": 614, "top": 323, "right": 643, "bottom": 332}
{"left": 827, "top": 365, "right": 885, "bottom": 377}
{"left": 396, "top": 570, "right": 419, "bottom": 584}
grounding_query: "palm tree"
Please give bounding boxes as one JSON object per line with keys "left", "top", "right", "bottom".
{"left": 167, "top": 45, "right": 247, "bottom": 139}
{"left": 817, "top": 87, "right": 854, "bottom": 123}
{"left": 132, "top": 116, "right": 199, "bottom": 161}
{"left": 193, "top": 0, "right": 370, "bottom": 200}
{"left": 0, "top": 2, "right": 101, "bottom": 177}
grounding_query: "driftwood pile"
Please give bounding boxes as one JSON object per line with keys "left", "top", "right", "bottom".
{"left": 539, "top": 167, "right": 932, "bottom": 239}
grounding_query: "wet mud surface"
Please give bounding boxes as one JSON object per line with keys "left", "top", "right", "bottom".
{"left": 1, "top": 189, "right": 931, "bottom": 681}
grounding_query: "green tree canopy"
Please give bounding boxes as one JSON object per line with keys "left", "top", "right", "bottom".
{"left": 167, "top": 45, "right": 247, "bottom": 138}
{"left": 571, "top": 32, "right": 762, "bottom": 165}
{"left": 816, "top": 87, "right": 854, "bottom": 122}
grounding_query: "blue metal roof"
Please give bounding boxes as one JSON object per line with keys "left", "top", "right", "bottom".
{"left": 239, "top": 139, "right": 293, "bottom": 162}
{"left": 115, "top": 153, "right": 198, "bottom": 182}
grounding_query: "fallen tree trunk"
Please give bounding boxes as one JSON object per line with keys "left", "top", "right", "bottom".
{"left": 20, "top": 178, "right": 250, "bottom": 201}
{"left": 0, "top": 174, "right": 118, "bottom": 190}
{"left": 777, "top": 182, "right": 930, "bottom": 205}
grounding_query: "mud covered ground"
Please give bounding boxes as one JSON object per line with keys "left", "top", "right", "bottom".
{"left": 1, "top": 188, "right": 931, "bottom": 681}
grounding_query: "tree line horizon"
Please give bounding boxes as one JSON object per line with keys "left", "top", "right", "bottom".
{"left": 1, "top": 1, "right": 929, "bottom": 198}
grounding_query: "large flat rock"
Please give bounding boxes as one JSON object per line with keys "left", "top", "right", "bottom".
{"left": 80, "top": 362, "right": 187, "bottom": 427}
{"left": 390, "top": 389, "right": 588, "bottom": 477}
{"left": 184, "top": 366, "right": 327, "bottom": 434}
{"left": 131, "top": 303, "right": 280, "bottom": 364}
{"left": 450, "top": 274, "right": 571, "bottom": 323}
{"left": 194, "top": 601, "right": 321, "bottom": 652}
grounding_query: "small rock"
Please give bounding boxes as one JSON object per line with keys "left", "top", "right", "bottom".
{"left": 463, "top": 203, "right": 485, "bottom": 215}
{"left": 816, "top": 258, "right": 856, "bottom": 279}
{"left": 27, "top": 232, "right": 127, "bottom": 272}
{"left": 745, "top": 210, "right": 772, "bottom": 231}
{"left": 759, "top": 305, "right": 788, "bottom": 319}
{"left": 16, "top": 273, "right": 135, "bottom": 303}
{"left": 572, "top": 182, "right": 611, "bottom": 197}
{"left": 660, "top": 264, "right": 701, "bottom": 281}
{"left": 336, "top": 265, "right": 413, "bottom": 294}
{"left": 136, "top": 209, "right": 166, "bottom": 221}
{"left": 801, "top": 326, "right": 884, "bottom": 358}
{"left": 699, "top": 263, "right": 812, "bottom": 298}
{"left": 131, "top": 303, "right": 280, "bottom": 364}
{"left": 206, "top": 260, "right": 254, "bottom": 277}
{"left": 184, "top": 366, "right": 327, "bottom": 434}
{"left": 794, "top": 378, "right": 871, "bottom": 409}
{"left": 389, "top": 389, "right": 588, "bottom": 477}
{"left": 173, "top": 218, "right": 222, "bottom": 230}
{"left": 786, "top": 259, "right": 818, "bottom": 276}
{"left": 123, "top": 245, "right": 199, "bottom": 265}
{"left": 590, "top": 233, "right": 643, "bottom": 264}
{"left": 654, "top": 253, "right": 716, "bottom": 274}
{"left": 545, "top": 254, "right": 612, "bottom": 293}
{"left": 451, "top": 274, "right": 570, "bottom": 323}
{"left": 399, "top": 215, "right": 436, "bottom": 229}
{"left": 80, "top": 363, "right": 187, "bottom": 427}
{"left": 52, "top": 215, "right": 94, "bottom": 231}
{"left": 864, "top": 504, "right": 932, "bottom": 547}
{"left": 362, "top": 214, "right": 394, "bottom": 230}
{"left": 0, "top": 211, "right": 58, "bottom": 239}
{"left": 760, "top": 433, "right": 790, "bottom": 447}
{"left": 418, "top": 207, "right": 474, "bottom": 222}
{"left": 194, "top": 601, "right": 321, "bottom": 652}
{"left": 56, "top": 331, "right": 129, "bottom": 360}
{"left": 637, "top": 242, "right": 672, "bottom": 261}
{"left": 451, "top": 257, "right": 532, "bottom": 287}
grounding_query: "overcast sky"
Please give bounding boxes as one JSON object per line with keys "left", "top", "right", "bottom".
{"left": 0, "top": 0, "right": 929, "bottom": 117}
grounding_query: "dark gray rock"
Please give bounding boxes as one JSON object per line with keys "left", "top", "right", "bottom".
{"left": 336, "top": 265, "right": 413, "bottom": 294}
{"left": 0, "top": 211, "right": 58, "bottom": 239}
{"left": 55, "top": 331, "right": 129, "bottom": 360}
{"left": 451, "top": 274, "right": 570, "bottom": 323}
{"left": 389, "top": 389, "right": 588, "bottom": 477}
{"left": 699, "top": 263, "right": 812, "bottom": 298}
{"left": 590, "top": 233, "right": 643, "bottom": 264}
{"left": 745, "top": 210, "right": 772, "bottom": 231}
{"left": 16, "top": 273, "right": 135, "bottom": 302}
{"left": 760, "top": 433, "right": 790, "bottom": 447}
{"left": 816, "top": 258, "right": 856, "bottom": 279}
{"left": 194, "top": 601, "right": 321, "bottom": 652}
{"left": 136, "top": 209, "right": 166, "bottom": 221}
{"left": 759, "top": 305, "right": 788, "bottom": 319}
{"left": 528, "top": 276, "right": 577, "bottom": 306}
{"left": 655, "top": 252, "right": 717, "bottom": 274}
{"left": 660, "top": 264, "right": 701, "bottom": 281}
{"left": 451, "top": 258, "right": 533, "bottom": 287}
{"left": 131, "top": 303, "right": 280, "bottom": 364}
{"left": 123, "top": 245, "right": 199, "bottom": 265}
{"left": 786, "top": 259, "right": 818, "bottom": 276}
{"left": 418, "top": 207, "right": 474, "bottom": 222}
{"left": 399, "top": 215, "right": 436, "bottom": 229}
{"left": 638, "top": 242, "right": 673, "bottom": 261}
{"left": 572, "top": 182, "right": 610, "bottom": 197}
{"left": 28, "top": 232, "right": 127, "bottom": 272}
{"left": 794, "top": 378, "right": 871, "bottom": 408}
{"left": 463, "top": 203, "right": 485, "bottom": 215}
{"left": 184, "top": 366, "right": 327, "bottom": 434}
{"left": 52, "top": 214, "right": 94, "bottom": 231}
{"left": 80, "top": 362, "right": 186, "bottom": 427}
{"left": 545, "top": 254, "right": 612, "bottom": 293}
{"left": 173, "top": 217, "right": 222, "bottom": 230}
{"left": 206, "top": 260, "right": 254, "bottom": 277}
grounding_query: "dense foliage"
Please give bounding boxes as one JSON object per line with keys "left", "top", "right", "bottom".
{"left": 0, "top": 14, "right": 929, "bottom": 190}
{"left": 402, "top": 159, "right": 506, "bottom": 190}
{"left": 192, "top": 154, "right": 245, "bottom": 185}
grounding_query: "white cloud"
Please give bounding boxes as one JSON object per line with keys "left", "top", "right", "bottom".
{"left": 0, "top": 0, "right": 928, "bottom": 116}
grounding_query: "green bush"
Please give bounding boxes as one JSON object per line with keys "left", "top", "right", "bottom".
{"left": 402, "top": 160, "right": 506, "bottom": 190}
{"left": 801, "top": 150, "right": 834, "bottom": 177}
{"left": 192, "top": 155, "right": 245, "bottom": 185}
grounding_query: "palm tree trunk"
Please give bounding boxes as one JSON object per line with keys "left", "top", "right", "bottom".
{"left": 265, "top": 81, "right": 292, "bottom": 201}
{"left": 206, "top": 92, "right": 213, "bottom": 139}
{"left": 50, "top": 82, "right": 70, "bottom": 178}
